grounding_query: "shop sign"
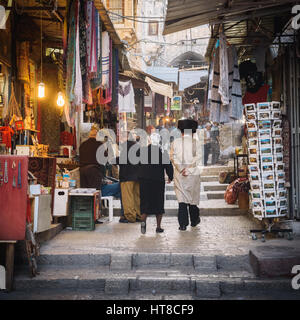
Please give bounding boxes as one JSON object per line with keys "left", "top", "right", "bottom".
{"left": 0, "top": 5, "right": 5, "bottom": 29}
{"left": 171, "top": 96, "right": 182, "bottom": 111}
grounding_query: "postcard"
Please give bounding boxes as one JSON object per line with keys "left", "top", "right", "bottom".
{"left": 246, "top": 113, "right": 257, "bottom": 121}
{"left": 251, "top": 191, "right": 262, "bottom": 199}
{"left": 273, "top": 128, "right": 282, "bottom": 137}
{"left": 257, "top": 102, "right": 270, "bottom": 111}
{"left": 245, "top": 104, "right": 256, "bottom": 113}
{"left": 260, "top": 147, "right": 273, "bottom": 155}
{"left": 263, "top": 182, "right": 275, "bottom": 190}
{"left": 259, "top": 137, "right": 272, "bottom": 146}
{"left": 258, "top": 120, "right": 271, "bottom": 130}
{"left": 258, "top": 111, "right": 271, "bottom": 120}
{"left": 253, "top": 209, "right": 263, "bottom": 215}
{"left": 274, "top": 138, "right": 282, "bottom": 146}
{"left": 272, "top": 111, "right": 281, "bottom": 120}
{"left": 249, "top": 147, "right": 258, "bottom": 155}
{"left": 262, "top": 173, "right": 275, "bottom": 181}
{"left": 278, "top": 190, "right": 287, "bottom": 199}
{"left": 249, "top": 156, "right": 259, "bottom": 164}
{"left": 246, "top": 121, "right": 257, "bottom": 130}
{"left": 265, "top": 200, "right": 277, "bottom": 207}
{"left": 275, "top": 155, "right": 283, "bottom": 163}
{"left": 276, "top": 163, "right": 284, "bottom": 171}
{"left": 248, "top": 165, "right": 260, "bottom": 173}
{"left": 252, "top": 201, "right": 263, "bottom": 209}
{"left": 277, "top": 182, "right": 285, "bottom": 189}
{"left": 278, "top": 199, "right": 287, "bottom": 208}
{"left": 251, "top": 183, "right": 262, "bottom": 191}
{"left": 248, "top": 129, "right": 257, "bottom": 139}
{"left": 276, "top": 172, "right": 285, "bottom": 181}
{"left": 265, "top": 207, "right": 278, "bottom": 216}
{"left": 264, "top": 191, "right": 276, "bottom": 199}
{"left": 278, "top": 208, "right": 288, "bottom": 216}
{"left": 248, "top": 139, "right": 258, "bottom": 147}
{"left": 259, "top": 129, "right": 271, "bottom": 137}
{"left": 273, "top": 120, "right": 282, "bottom": 128}
{"left": 271, "top": 101, "right": 281, "bottom": 110}
{"left": 261, "top": 156, "right": 273, "bottom": 164}
{"left": 262, "top": 164, "right": 274, "bottom": 172}
{"left": 250, "top": 173, "right": 260, "bottom": 181}
{"left": 275, "top": 146, "right": 283, "bottom": 154}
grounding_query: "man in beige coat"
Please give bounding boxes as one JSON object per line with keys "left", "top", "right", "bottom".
{"left": 170, "top": 119, "right": 202, "bottom": 231}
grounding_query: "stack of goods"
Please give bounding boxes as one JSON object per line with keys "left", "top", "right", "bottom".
{"left": 245, "top": 101, "right": 287, "bottom": 220}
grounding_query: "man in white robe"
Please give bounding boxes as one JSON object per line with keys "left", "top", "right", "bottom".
{"left": 170, "top": 119, "right": 202, "bottom": 231}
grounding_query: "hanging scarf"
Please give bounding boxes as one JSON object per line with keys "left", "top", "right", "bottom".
{"left": 79, "top": 0, "right": 88, "bottom": 102}
{"left": 101, "top": 31, "right": 110, "bottom": 88}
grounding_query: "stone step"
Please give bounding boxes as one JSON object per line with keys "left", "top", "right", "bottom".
{"left": 200, "top": 175, "right": 219, "bottom": 182}
{"left": 206, "top": 191, "right": 225, "bottom": 200}
{"left": 10, "top": 267, "right": 295, "bottom": 299}
{"left": 203, "top": 183, "right": 228, "bottom": 192}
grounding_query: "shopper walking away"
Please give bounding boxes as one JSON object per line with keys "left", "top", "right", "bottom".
{"left": 117, "top": 131, "right": 141, "bottom": 223}
{"left": 138, "top": 126, "right": 173, "bottom": 234}
{"left": 170, "top": 119, "right": 202, "bottom": 231}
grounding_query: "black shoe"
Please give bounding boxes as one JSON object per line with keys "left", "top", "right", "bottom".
{"left": 156, "top": 228, "right": 164, "bottom": 233}
{"left": 141, "top": 221, "right": 146, "bottom": 234}
{"left": 178, "top": 226, "right": 187, "bottom": 231}
{"left": 136, "top": 218, "right": 142, "bottom": 222}
{"left": 119, "top": 218, "right": 129, "bottom": 223}
{"left": 191, "top": 217, "right": 201, "bottom": 227}
{"left": 95, "top": 220, "right": 103, "bottom": 224}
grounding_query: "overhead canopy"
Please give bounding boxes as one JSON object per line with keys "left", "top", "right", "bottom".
{"left": 163, "top": 0, "right": 298, "bottom": 35}
{"left": 145, "top": 77, "right": 174, "bottom": 98}
{"left": 178, "top": 70, "right": 208, "bottom": 91}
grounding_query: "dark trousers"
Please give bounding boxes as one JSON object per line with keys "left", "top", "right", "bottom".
{"left": 211, "top": 141, "right": 220, "bottom": 165}
{"left": 178, "top": 203, "right": 200, "bottom": 227}
{"left": 204, "top": 143, "right": 211, "bottom": 166}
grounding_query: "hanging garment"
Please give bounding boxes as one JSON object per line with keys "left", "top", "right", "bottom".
{"left": 228, "top": 46, "right": 243, "bottom": 120}
{"left": 73, "top": 0, "right": 82, "bottom": 107}
{"left": 111, "top": 48, "right": 119, "bottom": 109}
{"left": 218, "top": 32, "right": 230, "bottom": 106}
{"left": 170, "top": 134, "right": 202, "bottom": 206}
{"left": 102, "top": 31, "right": 110, "bottom": 88}
{"left": 86, "top": 1, "right": 97, "bottom": 74}
{"left": 79, "top": 0, "right": 88, "bottom": 102}
{"left": 118, "top": 80, "right": 135, "bottom": 113}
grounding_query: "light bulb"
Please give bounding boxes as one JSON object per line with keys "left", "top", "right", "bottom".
{"left": 57, "top": 92, "right": 65, "bottom": 107}
{"left": 38, "top": 82, "right": 45, "bottom": 98}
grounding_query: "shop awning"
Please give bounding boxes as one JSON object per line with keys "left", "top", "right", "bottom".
{"left": 163, "top": 0, "right": 298, "bottom": 35}
{"left": 145, "top": 76, "right": 174, "bottom": 98}
{"left": 178, "top": 70, "right": 208, "bottom": 91}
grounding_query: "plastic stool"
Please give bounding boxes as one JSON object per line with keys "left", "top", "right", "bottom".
{"left": 101, "top": 196, "right": 114, "bottom": 222}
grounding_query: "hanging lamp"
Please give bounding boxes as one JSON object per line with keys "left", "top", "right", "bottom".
{"left": 38, "top": 6, "right": 45, "bottom": 98}
{"left": 56, "top": 91, "right": 65, "bottom": 107}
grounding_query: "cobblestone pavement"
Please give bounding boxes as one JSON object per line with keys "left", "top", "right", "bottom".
{"left": 39, "top": 215, "right": 300, "bottom": 256}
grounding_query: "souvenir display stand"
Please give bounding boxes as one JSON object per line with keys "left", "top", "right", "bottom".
{"left": 245, "top": 102, "right": 293, "bottom": 241}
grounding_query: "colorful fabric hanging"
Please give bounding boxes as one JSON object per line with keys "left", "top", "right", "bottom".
{"left": 218, "top": 32, "right": 230, "bottom": 106}
{"left": 102, "top": 31, "right": 110, "bottom": 88}
{"left": 79, "top": 0, "right": 88, "bottom": 102}
{"left": 86, "top": 1, "right": 97, "bottom": 74}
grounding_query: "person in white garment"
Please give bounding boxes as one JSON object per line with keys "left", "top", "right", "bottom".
{"left": 170, "top": 119, "right": 202, "bottom": 231}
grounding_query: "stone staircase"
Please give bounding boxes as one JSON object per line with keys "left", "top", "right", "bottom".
{"left": 5, "top": 251, "right": 297, "bottom": 300}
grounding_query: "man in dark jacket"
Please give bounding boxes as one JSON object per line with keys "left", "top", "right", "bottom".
{"left": 117, "top": 132, "right": 141, "bottom": 223}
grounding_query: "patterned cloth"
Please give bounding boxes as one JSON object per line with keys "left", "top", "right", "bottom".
{"left": 102, "top": 31, "right": 110, "bottom": 88}
{"left": 218, "top": 32, "right": 230, "bottom": 106}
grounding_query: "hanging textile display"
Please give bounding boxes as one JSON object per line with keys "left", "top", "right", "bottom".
{"left": 86, "top": 1, "right": 97, "bottom": 74}
{"left": 79, "top": 0, "right": 88, "bottom": 102}
{"left": 118, "top": 80, "right": 135, "bottom": 113}
{"left": 102, "top": 31, "right": 110, "bottom": 88}
{"left": 111, "top": 48, "right": 119, "bottom": 109}
{"left": 218, "top": 32, "right": 230, "bottom": 106}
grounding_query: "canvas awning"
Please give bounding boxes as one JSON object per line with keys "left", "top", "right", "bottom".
{"left": 163, "top": 0, "right": 298, "bottom": 35}
{"left": 145, "top": 76, "right": 173, "bottom": 98}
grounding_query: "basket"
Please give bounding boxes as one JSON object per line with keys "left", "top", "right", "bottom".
{"left": 72, "top": 212, "right": 95, "bottom": 231}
